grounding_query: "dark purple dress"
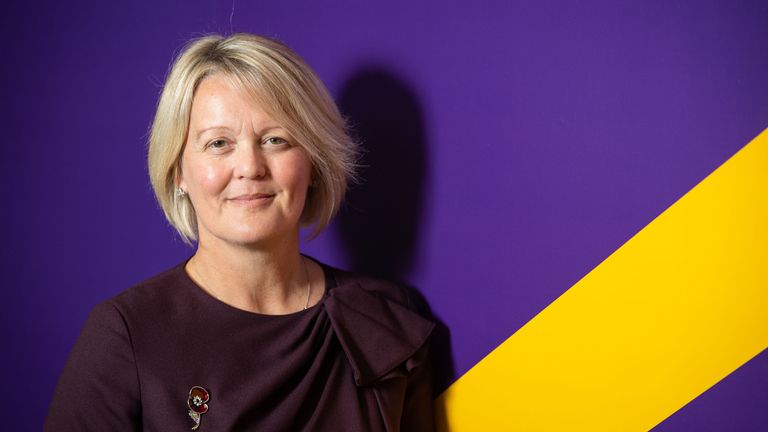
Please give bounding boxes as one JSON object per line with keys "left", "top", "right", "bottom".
{"left": 45, "top": 257, "right": 435, "bottom": 431}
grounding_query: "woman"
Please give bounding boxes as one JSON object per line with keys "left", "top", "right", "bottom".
{"left": 46, "top": 33, "right": 435, "bottom": 431}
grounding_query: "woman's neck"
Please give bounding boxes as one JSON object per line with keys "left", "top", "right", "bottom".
{"left": 186, "top": 233, "right": 310, "bottom": 314}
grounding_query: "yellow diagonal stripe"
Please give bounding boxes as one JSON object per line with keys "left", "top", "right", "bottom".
{"left": 436, "top": 129, "right": 768, "bottom": 431}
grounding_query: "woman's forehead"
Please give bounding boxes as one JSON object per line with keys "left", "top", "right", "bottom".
{"left": 191, "top": 75, "right": 280, "bottom": 123}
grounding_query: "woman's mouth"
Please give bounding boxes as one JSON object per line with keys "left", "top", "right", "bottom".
{"left": 229, "top": 193, "right": 276, "bottom": 207}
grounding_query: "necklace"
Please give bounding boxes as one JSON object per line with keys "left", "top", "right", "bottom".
{"left": 189, "top": 256, "right": 312, "bottom": 313}
{"left": 301, "top": 257, "right": 312, "bottom": 310}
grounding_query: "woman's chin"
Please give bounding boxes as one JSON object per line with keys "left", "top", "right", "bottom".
{"left": 217, "top": 226, "right": 297, "bottom": 248}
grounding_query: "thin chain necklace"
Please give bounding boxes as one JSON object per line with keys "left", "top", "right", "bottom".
{"left": 190, "top": 256, "right": 312, "bottom": 312}
{"left": 300, "top": 257, "right": 312, "bottom": 310}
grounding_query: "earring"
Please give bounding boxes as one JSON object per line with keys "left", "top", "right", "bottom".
{"left": 176, "top": 187, "right": 187, "bottom": 199}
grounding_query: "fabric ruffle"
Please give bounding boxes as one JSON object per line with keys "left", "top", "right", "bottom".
{"left": 324, "top": 281, "right": 435, "bottom": 386}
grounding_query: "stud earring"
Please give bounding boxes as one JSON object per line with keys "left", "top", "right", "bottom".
{"left": 176, "top": 187, "right": 187, "bottom": 198}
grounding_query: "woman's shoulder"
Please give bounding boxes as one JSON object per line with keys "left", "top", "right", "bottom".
{"left": 316, "top": 261, "right": 435, "bottom": 386}
{"left": 100, "top": 262, "right": 193, "bottom": 322}
{"left": 321, "top": 262, "right": 425, "bottom": 314}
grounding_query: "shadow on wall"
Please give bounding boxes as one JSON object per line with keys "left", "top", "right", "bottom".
{"left": 335, "top": 67, "right": 456, "bottom": 396}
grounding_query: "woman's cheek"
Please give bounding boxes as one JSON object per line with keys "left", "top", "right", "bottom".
{"left": 200, "top": 162, "right": 229, "bottom": 194}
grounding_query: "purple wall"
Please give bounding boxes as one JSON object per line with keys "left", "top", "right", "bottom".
{"left": 2, "top": 0, "right": 767, "bottom": 429}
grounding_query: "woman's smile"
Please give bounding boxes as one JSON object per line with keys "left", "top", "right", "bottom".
{"left": 227, "top": 192, "right": 276, "bottom": 208}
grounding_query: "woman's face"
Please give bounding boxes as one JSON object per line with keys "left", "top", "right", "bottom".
{"left": 179, "top": 74, "right": 312, "bottom": 247}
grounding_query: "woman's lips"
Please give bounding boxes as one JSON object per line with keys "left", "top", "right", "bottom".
{"left": 229, "top": 193, "right": 275, "bottom": 207}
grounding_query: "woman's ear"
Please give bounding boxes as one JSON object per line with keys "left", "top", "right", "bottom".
{"left": 309, "top": 167, "right": 319, "bottom": 188}
{"left": 175, "top": 162, "right": 187, "bottom": 191}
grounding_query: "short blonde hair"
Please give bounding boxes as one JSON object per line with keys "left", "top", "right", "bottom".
{"left": 148, "top": 33, "right": 358, "bottom": 244}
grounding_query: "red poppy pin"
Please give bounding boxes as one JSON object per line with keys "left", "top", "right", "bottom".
{"left": 187, "top": 386, "right": 210, "bottom": 430}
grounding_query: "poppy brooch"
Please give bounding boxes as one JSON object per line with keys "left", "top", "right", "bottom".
{"left": 187, "top": 386, "right": 211, "bottom": 430}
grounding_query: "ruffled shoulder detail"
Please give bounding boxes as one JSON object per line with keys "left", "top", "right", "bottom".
{"left": 323, "top": 275, "right": 435, "bottom": 387}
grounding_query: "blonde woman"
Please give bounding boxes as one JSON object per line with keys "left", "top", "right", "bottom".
{"left": 46, "top": 33, "right": 435, "bottom": 431}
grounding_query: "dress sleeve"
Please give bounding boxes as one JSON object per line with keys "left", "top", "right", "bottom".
{"left": 400, "top": 340, "right": 435, "bottom": 432}
{"left": 45, "top": 301, "right": 141, "bottom": 431}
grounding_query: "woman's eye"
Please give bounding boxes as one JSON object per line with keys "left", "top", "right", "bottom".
{"left": 264, "top": 136, "right": 288, "bottom": 146}
{"left": 206, "top": 139, "right": 228, "bottom": 150}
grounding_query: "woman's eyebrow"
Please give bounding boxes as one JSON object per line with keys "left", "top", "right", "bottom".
{"left": 256, "top": 125, "right": 286, "bottom": 135}
{"left": 194, "top": 126, "right": 234, "bottom": 139}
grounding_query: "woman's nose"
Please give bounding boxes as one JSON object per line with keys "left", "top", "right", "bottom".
{"left": 234, "top": 144, "right": 267, "bottom": 179}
